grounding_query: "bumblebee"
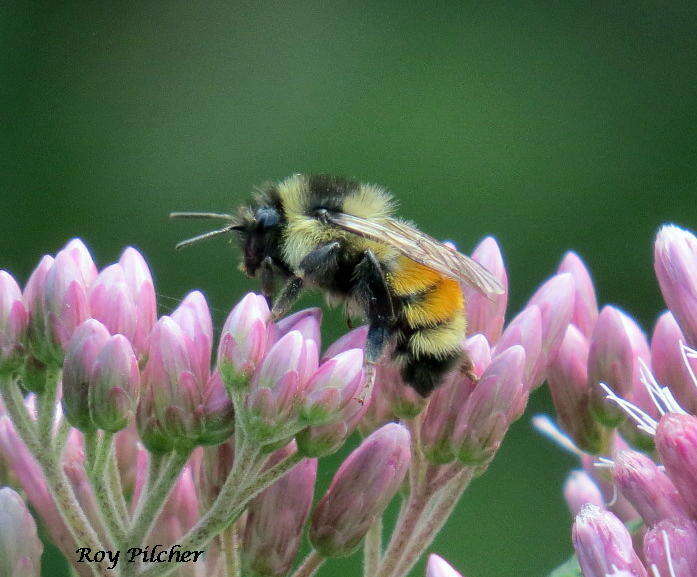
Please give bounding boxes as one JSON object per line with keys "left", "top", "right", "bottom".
{"left": 172, "top": 174, "right": 503, "bottom": 396}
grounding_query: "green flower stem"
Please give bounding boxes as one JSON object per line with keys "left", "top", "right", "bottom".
{"left": 290, "top": 550, "right": 325, "bottom": 577}
{"left": 390, "top": 467, "right": 476, "bottom": 577}
{"left": 37, "top": 367, "right": 60, "bottom": 445}
{"left": 135, "top": 440, "right": 274, "bottom": 577}
{"left": 89, "top": 432, "right": 127, "bottom": 545}
{"left": 363, "top": 516, "right": 383, "bottom": 577}
{"left": 124, "top": 449, "right": 191, "bottom": 553}
{"left": 1, "top": 376, "right": 111, "bottom": 577}
{"left": 108, "top": 448, "right": 130, "bottom": 526}
{"left": 376, "top": 483, "right": 430, "bottom": 577}
{"left": 220, "top": 524, "right": 242, "bottom": 577}
{"left": 54, "top": 413, "right": 72, "bottom": 457}
{"left": 377, "top": 414, "right": 429, "bottom": 577}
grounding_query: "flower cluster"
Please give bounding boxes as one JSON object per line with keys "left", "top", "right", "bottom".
{"left": 0, "top": 234, "right": 576, "bottom": 577}
{"left": 539, "top": 225, "right": 697, "bottom": 577}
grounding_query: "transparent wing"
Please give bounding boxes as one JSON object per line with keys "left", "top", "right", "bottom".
{"left": 327, "top": 212, "right": 504, "bottom": 296}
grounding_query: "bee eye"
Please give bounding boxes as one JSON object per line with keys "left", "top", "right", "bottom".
{"left": 256, "top": 208, "right": 279, "bottom": 230}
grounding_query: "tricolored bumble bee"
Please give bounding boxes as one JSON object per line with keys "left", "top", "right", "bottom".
{"left": 172, "top": 174, "right": 503, "bottom": 396}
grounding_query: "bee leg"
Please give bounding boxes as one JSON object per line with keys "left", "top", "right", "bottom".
{"left": 298, "top": 241, "right": 341, "bottom": 282}
{"left": 459, "top": 351, "right": 479, "bottom": 383}
{"left": 271, "top": 276, "right": 304, "bottom": 320}
{"left": 354, "top": 251, "right": 396, "bottom": 395}
{"left": 260, "top": 257, "right": 276, "bottom": 308}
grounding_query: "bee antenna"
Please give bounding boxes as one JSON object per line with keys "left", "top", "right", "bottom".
{"left": 174, "top": 225, "right": 239, "bottom": 250}
{"left": 170, "top": 211, "right": 235, "bottom": 221}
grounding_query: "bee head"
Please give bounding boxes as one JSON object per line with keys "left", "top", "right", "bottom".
{"left": 236, "top": 206, "right": 281, "bottom": 277}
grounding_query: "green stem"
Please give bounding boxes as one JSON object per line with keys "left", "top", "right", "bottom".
{"left": 389, "top": 468, "right": 476, "bottom": 577}
{"left": 125, "top": 450, "right": 191, "bottom": 550}
{"left": 37, "top": 367, "right": 60, "bottom": 445}
{"left": 1, "top": 377, "right": 110, "bottom": 577}
{"left": 363, "top": 517, "right": 382, "bottom": 577}
{"left": 221, "top": 524, "right": 242, "bottom": 577}
{"left": 89, "top": 432, "right": 127, "bottom": 545}
{"left": 108, "top": 448, "right": 129, "bottom": 526}
{"left": 54, "top": 413, "right": 71, "bottom": 457}
{"left": 135, "top": 440, "right": 264, "bottom": 577}
{"left": 290, "top": 550, "right": 325, "bottom": 577}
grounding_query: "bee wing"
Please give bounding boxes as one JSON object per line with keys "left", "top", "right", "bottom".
{"left": 327, "top": 212, "right": 505, "bottom": 297}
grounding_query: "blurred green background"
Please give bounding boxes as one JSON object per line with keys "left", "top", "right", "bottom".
{"left": 2, "top": 1, "right": 697, "bottom": 575}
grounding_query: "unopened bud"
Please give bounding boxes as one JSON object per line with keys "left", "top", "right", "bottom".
{"left": 643, "top": 518, "right": 697, "bottom": 577}
{"left": 614, "top": 450, "right": 689, "bottom": 526}
{"left": 310, "top": 423, "right": 410, "bottom": 557}
{"left": 655, "top": 413, "right": 697, "bottom": 518}
{"left": 217, "top": 293, "right": 271, "bottom": 389}
{"left": 464, "top": 237, "right": 508, "bottom": 343}
{"left": 0, "top": 271, "right": 27, "bottom": 374}
{"left": 654, "top": 225, "right": 697, "bottom": 347}
{"left": 426, "top": 554, "right": 464, "bottom": 577}
{"left": 572, "top": 504, "right": 647, "bottom": 577}
{"left": 557, "top": 251, "right": 599, "bottom": 339}
{"left": 243, "top": 455, "right": 317, "bottom": 577}
{"left": 0, "top": 487, "right": 43, "bottom": 577}
{"left": 548, "top": 325, "right": 609, "bottom": 454}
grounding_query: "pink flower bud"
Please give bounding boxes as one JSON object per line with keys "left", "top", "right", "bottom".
{"left": 426, "top": 554, "right": 464, "bottom": 577}
{"left": 588, "top": 306, "right": 649, "bottom": 426}
{"left": 654, "top": 225, "right": 697, "bottom": 347}
{"left": 39, "top": 251, "right": 91, "bottom": 364}
{"left": 643, "top": 518, "right": 697, "bottom": 577}
{"left": 61, "top": 319, "right": 111, "bottom": 432}
{"left": 0, "top": 271, "right": 27, "bottom": 373}
{"left": 171, "top": 291, "right": 213, "bottom": 388}
{"left": 564, "top": 470, "right": 604, "bottom": 517}
{"left": 302, "top": 349, "right": 364, "bottom": 426}
{"left": 524, "top": 273, "right": 575, "bottom": 388}
{"left": 245, "top": 330, "right": 317, "bottom": 444}
{"left": 243, "top": 455, "right": 317, "bottom": 577}
{"left": 89, "top": 334, "right": 140, "bottom": 432}
{"left": 217, "top": 293, "right": 271, "bottom": 388}
{"left": 421, "top": 334, "right": 491, "bottom": 463}
{"left": 651, "top": 311, "right": 697, "bottom": 413}
{"left": 572, "top": 504, "right": 648, "bottom": 577}
{"left": 296, "top": 394, "right": 366, "bottom": 457}
{"left": 463, "top": 237, "right": 508, "bottom": 343}
{"left": 548, "top": 325, "right": 609, "bottom": 454}
{"left": 0, "top": 487, "right": 43, "bottom": 577}
{"left": 323, "top": 325, "right": 368, "bottom": 360}
{"left": 310, "top": 423, "right": 411, "bottom": 557}
{"left": 88, "top": 264, "right": 137, "bottom": 343}
{"left": 273, "top": 308, "right": 322, "bottom": 350}
{"left": 137, "top": 315, "right": 233, "bottom": 452}
{"left": 494, "top": 305, "right": 542, "bottom": 390}
{"left": 119, "top": 247, "right": 157, "bottom": 358}
{"left": 557, "top": 252, "right": 599, "bottom": 339}
{"left": 23, "top": 256, "right": 53, "bottom": 377}
{"left": 655, "top": 413, "right": 697, "bottom": 518}
{"left": 614, "top": 450, "right": 689, "bottom": 526}
{"left": 454, "top": 345, "right": 526, "bottom": 465}
{"left": 60, "top": 238, "right": 98, "bottom": 286}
